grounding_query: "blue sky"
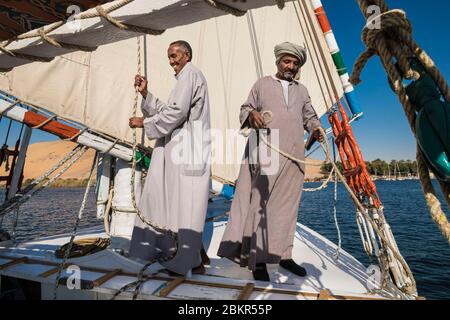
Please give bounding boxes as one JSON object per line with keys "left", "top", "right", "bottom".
{"left": 317, "top": 0, "right": 450, "bottom": 161}
{"left": 1, "top": 0, "right": 449, "bottom": 161}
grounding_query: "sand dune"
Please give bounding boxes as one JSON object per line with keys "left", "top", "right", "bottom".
{"left": 0, "top": 140, "right": 324, "bottom": 182}
{"left": 0, "top": 141, "right": 96, "bottom": 181}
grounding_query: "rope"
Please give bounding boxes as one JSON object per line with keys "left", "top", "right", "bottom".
{"left": 0, "top": 42, "right": 54, "bottom": 63}
{"left": 0, "top": 0, "right": 164, "bottom": 63}
{"left": 63, "top": 128, "right": 87, "bottom": 142}
{"left": 0, "top": 99, "right": 21, "bottom": 117}
{"left": 258, "top": 111, "right": 326, "bottom": 167}
{"left": 246, "top": 10, "right": 264, "bottom": 79}
{"left": 130, "top": 36, "right": 178, "bottom": 239}
{"left": 212, "top": 175, "right": 235, "bottom": 187}
{"left": 0, "top": 145, "right": 87, "bottom": 218}
{"left": 303, "top": 167, "right": 334, "bottom": 192}
{"left": 204, "top": 0, "right": 247, "bottom": 17}
{"left": 102, "top": 138, "right": 119, "bottom": 154}
{"left": 31, "top": 115, "right": 56, "bottom": 129}
{"left": 351, "top": 1, "right": 450, "bottom": 244}
{"left": 53, "top": 152, "right": 98, "bottom": 299}
{"left": 94, "top": 6, "right": 165, "bottom": 36}
{"left": 10, "top": 207, "right": 20, "bottom": 243}
{"left": 332, "top": 138, "right": 341, "bottom": 260}
{"left": 250, "top": 111, "right": 416, "bottom": 294}
{"left": 109, "top": 37, "right": 178, "bottom": 300}
{"left": 37, "top": 28, "right": 97, "bottom": 52}
{"left": 319, "top": 129, "right": 416, "bottom": 295}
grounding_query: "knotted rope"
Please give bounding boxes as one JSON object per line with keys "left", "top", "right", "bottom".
{"left": 350, "top": 0, "right": 450, "bottom": 244}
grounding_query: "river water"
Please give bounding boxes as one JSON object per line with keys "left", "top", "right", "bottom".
{"left": 1, "top": 179, "right": 449, "bottom": 299}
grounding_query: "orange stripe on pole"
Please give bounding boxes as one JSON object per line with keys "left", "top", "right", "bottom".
{"left": 314, "top": 7, "right": 332, "bottom": 33}
{"left": 23, "top": 111, "right": 80, "bottom": 140}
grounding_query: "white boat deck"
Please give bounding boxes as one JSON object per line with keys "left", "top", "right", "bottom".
{"left": 0, "top": 220, "right": 405, "bottom": 300}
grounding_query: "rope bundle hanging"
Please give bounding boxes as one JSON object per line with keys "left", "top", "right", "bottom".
{"left": 350, "top": 0, "right": 450, "bottom": 244}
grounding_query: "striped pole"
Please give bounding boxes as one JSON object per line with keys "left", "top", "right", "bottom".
{"left": 310, "top": 0, "right": 363, "bottom": 119}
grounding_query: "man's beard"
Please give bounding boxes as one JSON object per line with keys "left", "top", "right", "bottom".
{"left": 283, "top": 71, "right": 294, "bottom": 81}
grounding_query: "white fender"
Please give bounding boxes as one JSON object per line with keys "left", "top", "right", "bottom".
{"left": 95, "top": 154, "right": 112, "bottom": 219}
{"left": 109, "top": 159, "right": 142, "bottom": 253}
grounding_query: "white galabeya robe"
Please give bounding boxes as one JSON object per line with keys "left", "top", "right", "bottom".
{"left": 129, "top": 62, "right": 211, "bottom": 275}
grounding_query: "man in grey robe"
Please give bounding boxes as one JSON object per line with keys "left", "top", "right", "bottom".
{"left": 128, "top": 40, "right": 211, "bottom": 276}
{"left": 217, "top": 42, "right": 324, "bottom": 281}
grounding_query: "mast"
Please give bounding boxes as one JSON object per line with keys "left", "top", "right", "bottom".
{"left": 6, "top": 126, "right": 32, "bottom": 200}
{"left": 309, "top": 0, "right": 363, "bottom": 118}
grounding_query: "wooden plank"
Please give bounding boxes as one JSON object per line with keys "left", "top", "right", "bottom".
{"left": 0, "top": 254, "right": 389, "bottom": 300}
{"left": 159, "top": 277, "right": 185, "bottom": 297}
{"left": 237, "top": 283, "right": 255, "bottom": 300}
{"left": 39, "top": 264, "right": 69, "bottom": 278}
{"left": 0, "top": 257, "right": 28, "bottom": 270}
{"left": 39, "top": 267, "right": 62, "bottom": 278}
{"left": 93, "top": 269, "right": 122, "bottom": 287}
{"left": 23, "top": 111, "right": 80, "bottom": 140}
{"left": 318, "top": 289, "right": 332, "bottom": 300}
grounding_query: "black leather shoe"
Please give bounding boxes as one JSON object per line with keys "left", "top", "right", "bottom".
{"left": 252, "top": 263, "right": 270, "bottom": 281}
{"left": 279, "top": 259, "right": 307, "bottom": 277}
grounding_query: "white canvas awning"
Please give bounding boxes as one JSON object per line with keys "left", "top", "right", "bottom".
{"left": 0, "top": 0, "right": 343, "bottom": 182}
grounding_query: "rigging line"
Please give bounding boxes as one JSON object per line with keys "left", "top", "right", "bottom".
{"left": 246, "top": 10, "right": 263, "bottom": 79}
{"left": 296, "top": 0, "right": 338, "bottom": 100}
{"left": 215, "top": 19, "right": 230, "bottom": 121}
{"left": 3, "top": 118, "right": 13, "bottom": 145}
{"left": 142, "top": 34, "right": 147, "bottom": 146}
{"left": 292, "top": 1, "right": 329, "bottom": 110}
{"left": 332, "top": 136, "right": 342, "bottom": 260}
{"left": 53, "top": 152, "right": 98, "bottom": 300}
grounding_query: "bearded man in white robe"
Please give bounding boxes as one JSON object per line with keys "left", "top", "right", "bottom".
{"left": 218, "top": 42, "right": 324, "bottom": 281}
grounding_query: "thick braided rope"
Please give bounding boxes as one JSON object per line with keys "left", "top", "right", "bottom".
{"left": 53, "top": 153, "right": 97, "bottom": 299}
{"left": 417, "top": 148, "right": 450, "bottom": 243}
{"left": 94, "top": 6, "right": 165, "bottom": 35}
{"left": 351, "top": 0, "right": 450, "bottom": 244}
{"left": 0, "top": 0, "right": 162, "bottom": 62}
{"left": 37, "top": 27, "right": 96, "bottom": 52}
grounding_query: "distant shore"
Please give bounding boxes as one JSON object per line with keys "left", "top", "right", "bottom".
{"left": 0, "top": 178, "right": 93, "bottom": 189}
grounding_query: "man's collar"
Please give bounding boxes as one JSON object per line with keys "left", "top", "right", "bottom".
{"left": 175, "top": 62, "right": 192, "bottom": 79}
{"left": 271, "top": 75, "right": 298, "bottom": 85}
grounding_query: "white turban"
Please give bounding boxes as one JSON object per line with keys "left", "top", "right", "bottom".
{"left": 274, "top": 42, "right": 307, "bottom": 67}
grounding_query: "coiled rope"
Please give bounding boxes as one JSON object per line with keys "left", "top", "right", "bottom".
{"left": 350, "top": 0, "right": 450, "bottom": 244}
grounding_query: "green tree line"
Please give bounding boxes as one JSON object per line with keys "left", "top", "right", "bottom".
{"left": 320, "top": 159, "right": 418, "bottom": 178}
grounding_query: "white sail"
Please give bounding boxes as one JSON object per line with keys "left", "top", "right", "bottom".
{"left": 0, "top": 0, "right": 343, "bottom": 182}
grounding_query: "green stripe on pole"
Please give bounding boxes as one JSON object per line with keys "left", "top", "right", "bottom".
{"left": 331, "top": 52, "right": 347, "bottom": 76}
